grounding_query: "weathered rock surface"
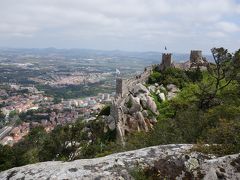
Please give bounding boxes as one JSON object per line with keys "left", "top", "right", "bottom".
{"left": 159, "top": 84, "right": 166, "bottom": 92}
{"left": 135, "top": 111, "right": 148, "bottom": 131}
{"left": 106, "top": 116, "right": 115, "bottom": 130}
{"left": 146, "top": 96, "right": 158, "bottom": 114}
{"left": 1, "top": 144, "right": 239, "bottom": 180}
{"left": 110, "top": 82, "right": 159, "bottom": 142}
{"left": 142, "top": 110, "right": 148, "bottom": 118}
{"left": 132, "top": 83, "right": 150, "bottom": 96}
{"left": 128, "top": 95, "right": 142, "bottom": 114}
{"left": 158, "top": 92, "right": 166, "bottom": 102}
{"left": 167, "top": 91, "right": 177, "bottom": 100}
{"left": 167, "top": 84, "right": 180, "bottom": 93}
{"left": 166, "top": 84, "right": 180, "bottom": 100}
{"left": 148, "top": 85, "right": 156, "bottom": 93}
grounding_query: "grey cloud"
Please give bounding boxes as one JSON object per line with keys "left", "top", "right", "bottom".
{"left": 0, "top": 0, "right": 239, "bottom": 52}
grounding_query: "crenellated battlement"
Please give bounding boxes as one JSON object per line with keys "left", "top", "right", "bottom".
{"left": 162, "top": 53, "right": 172, "bottom": 66}
{"left": 157, "top": 53, "right": 174, "bottom": 71}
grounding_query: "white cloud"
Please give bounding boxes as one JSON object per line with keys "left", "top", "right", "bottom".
{"left": 207, "top": 31, "right": 226, "bottom": 38}
{"left": 0, "top": 0, "right": 239, "bottom": 52}
{"left": 216, "top": 22, "right": 240, "bottom": 33}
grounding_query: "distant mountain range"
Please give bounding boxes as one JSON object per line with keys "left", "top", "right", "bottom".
{"left": 0, "top": 48, "right": 214, "bottom": 63}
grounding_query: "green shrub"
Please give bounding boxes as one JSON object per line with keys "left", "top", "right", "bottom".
{"left": 185, "top": 67, "right": 203, "bottom": 82}
{"left": 126, "top": 99, "right": 133, "bottom": 108}
{"left": 148, "top": 71, "right": 161, "bottom": 84}
{"left": 148, "top": 67, "right": 190, "bottom": 88}
{"left": 129, "top": 167, "right": 149, "bottom": 180}
{"left": 98, "top": 105, "right": 111, "bottom": 116}
{"left": 0, "top": 145, "right": 15, "bottom": 171}
{"left": 197, "top": 119, "right": 240, "bottom": 156}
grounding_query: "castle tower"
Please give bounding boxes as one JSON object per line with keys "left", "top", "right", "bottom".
{"left": 116, "top": 78, "right": 123, "bottom": 97}
{"left": 190, "top": 50, "right": 203, "bottom": 64}
{"left": 159, "top": 53, "right": 172, "bottom": 70}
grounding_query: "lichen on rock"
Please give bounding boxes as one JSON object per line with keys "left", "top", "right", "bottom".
{"left": 1, "top": 144, "right": 239, "bottom": 180}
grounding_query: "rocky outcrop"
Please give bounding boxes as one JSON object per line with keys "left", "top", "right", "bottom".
{"left": 109, "top": 81, "right": 160, "bottom": 142}
{"left": 1, "top": 144, "right": 239, "bottom": 180}
{"left": 106, "top": 116, "right": 115, "bottom": 131}
{"left": 109, "top": 64, "right": 183, "bottom": 142}
{"left": 166, "top": 84, "right": 180, "bottom": 100}
{"left": 109, "top": 80, "right": 182, "bottom": 143}
{"left": 127, "top": 95, "right": 142, "bottom": 115}
{"left": 148, "top": 85, "right": 156, "bottom": 93}
{"left": 135, "top": 111, "right": 149, "bottom": 131}
{"left": 131, "top": 83, "right": 150, "bottom": 95}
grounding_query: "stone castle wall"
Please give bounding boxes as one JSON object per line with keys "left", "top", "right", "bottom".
{"left": 111, "top": 66, "right": 153, "bottom": 143}
{"left": 115, "top": 66, "right": 152, "bottom": 98}
{"left": 116, "top": 78, "right": 123, "bottom": 97}
{"left": 111, "top": 50, "right": 208, "bottom": 143}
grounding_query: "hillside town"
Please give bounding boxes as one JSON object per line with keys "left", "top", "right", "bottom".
{"left": 0, "top": 83, "right": 113, "bottom": 146}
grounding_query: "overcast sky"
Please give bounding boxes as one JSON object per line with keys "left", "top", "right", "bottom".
{"left": 0, "top": 0, "right": 239, "bottom": 53}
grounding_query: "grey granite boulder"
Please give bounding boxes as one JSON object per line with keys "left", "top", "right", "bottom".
{"left": 128, "top": 95, "right": 142, "bottom": 114}
{"left": 106, "top": 115, "right": 116, "bottom": 130}
{"left": 0, "top": 144, "right": 192, "bottom": 180}
{"left": 146, "top": 96, "right": 158, "bottom": 114}
{"left": 148, "top": 85, "right": 156, "bottom": 93}
{"left": 167, "top": 84, "right": 180, "bottom": 93}
{"left": 132, "top": 83, "right": 150, "bottom": 96}
{"left": 167, "top": 92, "right": 177, "bottom": 100}
{"left": 142, "top": 110, "right": 148, "bottom": 118}
{"left": 135, "top": 111, "right": 148, "bottom": 131}
{"left": 158, "top": 92, "right": 166, "bottom": 102}
{"left": 1, "top": 144, "right": 239, "bottom": 180}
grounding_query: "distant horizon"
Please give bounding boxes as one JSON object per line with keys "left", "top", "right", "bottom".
{"left": 0, "top": 46, "right": 215, "bottom": 56}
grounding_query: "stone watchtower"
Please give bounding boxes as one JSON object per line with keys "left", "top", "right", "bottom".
{"left": 116, "top": 78, "right": 123, "bottom": 97}
{"left": 159, "top": 53, "right": 172, "bottom": 70}
{"left": 190, "top": 50, "right": 203, "bottom": 64}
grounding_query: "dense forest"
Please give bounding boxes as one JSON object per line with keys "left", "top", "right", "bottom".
{"left": 1, "top": 47, "right": 240, "bottom": 173}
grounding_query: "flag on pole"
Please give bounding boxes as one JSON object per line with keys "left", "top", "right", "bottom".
{"left": 116, "top": 68, "right": 121, "bottom": 75}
